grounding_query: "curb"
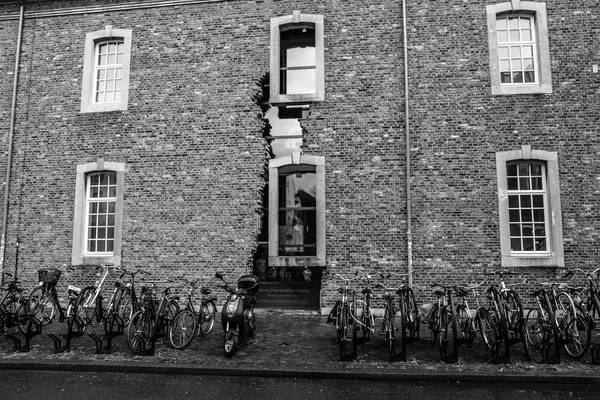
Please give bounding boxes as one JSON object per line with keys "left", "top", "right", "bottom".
{"left": 1, "top": 359, "right": 599, "bottom": 385}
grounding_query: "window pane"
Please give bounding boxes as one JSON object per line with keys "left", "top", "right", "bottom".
{"left": 532, "top": 195, "right": 544, "bottom": 208}
{"left": 512, "top": 72, "right": 523, "bottom": 83}
{"left": 508, "top": 17, "right": 519, "bottom": 29}
{"left": 284, "top": 69, "right": 317, "bottom": 94}
{"left": 509, "top": 29, "right": 520, "bottom": 42}
{"left": 510, "top": 223, "right": 521, "bottom": 236}
{"left": 520, "top": 195, "right": 531, "bottom": 208}
{"left": 521, "top": 209, "right": 532, "bottom": 222}
{"left": 286, "top": 46, "right": 316, "bottom": 68}
{"left": 524, "top": 71, "right": 535, "bottom": 82}
{"left": 533, "top": 209, "right": 545, "bottom": 222}
{"left": 498, "top": 47, "right": 509, "bottom": 58}
{"left": 523, "top": 238, "right": 534, "bottom": 251}
{"left": 511, "top": 238, "right": 522, "bottom": 252}
{"left": 277, "top": 171, "right": 317, "bottom": 256}
{"left": 521, "top": 29, "right": 532, "bottom": 41}
{"left": 498, "top": 30, "right": 508, "bottom": 43}
{"left": 501, "top": 72, "right": 512, "bottom": 83}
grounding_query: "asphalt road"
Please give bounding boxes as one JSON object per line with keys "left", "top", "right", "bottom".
{"left": 0, "top": 370, "right": 598, "bottom": 400}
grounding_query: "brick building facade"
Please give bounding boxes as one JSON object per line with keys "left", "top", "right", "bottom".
{"left": 0, "top": 0, "right": 598, "bottom": 312}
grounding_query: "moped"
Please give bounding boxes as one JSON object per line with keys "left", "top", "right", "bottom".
{"left": 214, "top": 271, "right": 259, "bottom": 357}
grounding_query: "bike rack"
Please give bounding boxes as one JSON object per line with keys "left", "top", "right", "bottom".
{"left": 591, "top": 343, "right": 600, "bottom": 365}
{"left": 47, "top": 314, "right": 85, "bottom": 353}
{"left": 390, "top": 317, "right": 421, "bottom": 362}
{"left": 489, "top": 317, "right": 531, "bottom": 364}
{"left": 88, "top": 314, "right": 125, "bottom": 354}
{"left": 5, "top": 313, "right": 42, "bottom": 352}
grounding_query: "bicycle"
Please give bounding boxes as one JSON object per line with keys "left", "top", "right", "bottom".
{"left": 525, "top": 281, "right": 590, "bottom": 362}
{"left": 427, "top": 283, "right": 459, "bottom": 362}
{"left": 0, "top": 271, "right": 28, "bottom": 334}
{"left": 125, "top": 280, "right": 180, "bottom": 355}
{"left": 482, "top": 270, "right": 530, "bottom": 363}
{"left": 327, "top": 272, "right": 359, "bottom": 360}
{"left": 454, "top": 282, "right": 487, "bottom": 344}
{"left": 28, "top": 265, "right": 79, "bottom": 329}
{"left": 72, "top": 264, "right": 132, "bottom": 334}
{"left": 354, "top": 268, "right": 376, "bottom": 343}
{"left": 169, "top": 277, "right": 217, "bottom": 349}
{"left": 378, "top": 270, "right": 419, "bottom": 361}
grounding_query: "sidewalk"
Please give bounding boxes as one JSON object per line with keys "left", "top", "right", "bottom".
{"left": 1, "top": 309, "right": 599, "bottom": 384}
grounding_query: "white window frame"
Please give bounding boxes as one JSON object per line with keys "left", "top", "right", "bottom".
{"left": 496, "top": 146, "right": 564, "bottom": 267}
{"left": 270, "top": 11, "right": 324, "bottom": 105}
{"left": 84, "top": 171, "right": 117, "bottom": 257}
{"left": 81, "top": 26, "right": 132, "bottom": 113}
{"left": 72, "top": 160, "right": 124, "bottom": 266}
{"left": 487, "top": 1, "right": 552, "bottom": 95}
{"left": 268, "top": 154, "right": 326, "bottom": 267}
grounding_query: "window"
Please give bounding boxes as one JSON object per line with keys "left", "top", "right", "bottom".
{"left": 486, "top": 1, "right": 551, "bottom": 95}
{"left": 72, "top": 160, "right": 124, "bottom": 265}
{"left": 270, "top": 11, "right": 324, "bottom": 105}
{"left": 268, "top": 154, "right": 325, "bottom": 267}
{"left": 81, "top": 26, "right": 132, "bottom": 113}
{"left": 496, "top": 146, "right": 563, "bottom": 267}
{"left": 85, "top": 172, "right": 117, "bottom": 255}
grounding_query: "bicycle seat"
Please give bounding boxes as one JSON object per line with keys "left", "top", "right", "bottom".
{"left": 530, "top": 289, "right": 543, "bottom": 297}
{"left": 432, "top": 286, "right": 444, "bottom": 296}
{"left": 455, "top": 287, "right": 469, "bottom": 297}
{"left": 383, "top": 294, "right": 395, "bottom": 301}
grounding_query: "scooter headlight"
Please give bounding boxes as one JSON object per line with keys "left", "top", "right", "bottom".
{"left": 227, "top": 304, "right": 236, "bottom": 318}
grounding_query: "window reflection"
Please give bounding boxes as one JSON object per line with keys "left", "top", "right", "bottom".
{"left": 278, "top": 170, "right": 317, "bottom": 256}
{"left": 280, "top": 25, "right": 316, "bottom": 94}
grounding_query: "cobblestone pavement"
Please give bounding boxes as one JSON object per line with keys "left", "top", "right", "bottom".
{"left": 1, "top": 309, "right": 599, "bottom": 383}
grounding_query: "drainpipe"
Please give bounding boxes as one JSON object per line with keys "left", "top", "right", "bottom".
{"left": 402, "top": 0, "right": 413, "bottom": 287}
{"left": 0, "top": 5, "right": 24, "bottom": 284}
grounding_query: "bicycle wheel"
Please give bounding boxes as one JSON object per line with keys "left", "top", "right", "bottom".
{"left": 503, "top": 290, "right": 523, "bottom": 337}
{"left": 351, "top": 293, "right": 358, "bottom": 356}
{"left": 438, "top": 306, "right": 450, "bottom": 358}
{"left": 478, "top": 308, "right": 500, "bottom": 351}
{"left": 116, "top": 287, "right": 133, "bottom": 325}
{"left": 562, "top": 314, "right": 590, "bottom": 358}
{"left": 126, "top": 310, "right": 153, "bottom": 354}
{"left": 429, "top": 303, "right": 440, "bottom": 345}
{"left": 199, "top": 301, "right": 216, "bottom": 336}
{"left": 339, "top": 305, "right": 348, "bottom": 358}
{"left": 14, "top": 301, "right": 29, "bottom": 334}
{"left": 456, "top": 304, "right": 475, "bottom": 340}
{"left": 74, "top": 286, "right": 97, "bottom": 329}
{"left": 29, "top": 286, "right": 57, "bottom": 325}
{"left": 405, "top": 288, "right": 420, "bottom": 339}
{"left": 0, "top": 298, "right": 18, "bottom": 332}
{"left": 387, "top": 306, "right": 396, "bottom": 356}
{"left": 399, "top": 295, "right": 407, "bottom": 343}
{"left": 169, "top": 308, "right": 197, "bottom": 349}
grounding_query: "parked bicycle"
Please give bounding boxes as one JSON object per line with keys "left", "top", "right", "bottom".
{"left": 354, "top": 268, "right": 376, "bottom": 342}
{"left": 125, "top": 279, "right": 179, "bottom": 354}
{"left": 0, "top": 271, "right": 27, "bottom": 334}
{"left": 169, "top": 277, "right": 217, "bottom": 349}
{"left": 377, "top": 270, "right": 419, "bottom": 361}
{"left": 562, "top": 268, "right": 600, "bottom": 331}
{"left": 28, "top": 265, "right": 79, "bottom": 330}
{"left": 525, "top": 280, "right": 590, "bottom": 362}
{"left": 427, "top": 283, "right": 459, "bottom": 362}
{"left": 327, "top": 272, "right": 359, "bottom": 360}
{"left": 72, "top": 264, "right": 133, "bottom": 334}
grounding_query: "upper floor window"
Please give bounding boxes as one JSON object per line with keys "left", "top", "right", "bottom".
{"left": 496, "top": 146, "right": 563, "bottom": 267}
{"left": 94, "top": 40, "right": 124, "bottom": 104}
{"left": 81, "top": 26, "right": 132, "bottom": 113}
{"left": 497, "top": 15, "right": 537, "bottom": 85}
{"left": 487, "top": 2, "right": 552, "bottom": 95}
{"left": 270, "top": 11, "right": 324, "bottom": 105}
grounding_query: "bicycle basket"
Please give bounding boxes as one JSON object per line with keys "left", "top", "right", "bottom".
{"left": 38, "top": 269, "right": 61, "bottom": 286}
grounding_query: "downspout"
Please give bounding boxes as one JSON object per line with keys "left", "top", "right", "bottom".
{"left": 0, "top": 5, "right": 25, "bottom": 284}
{"left": 402, "top": 0, "right": 413, "bottom": 287}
